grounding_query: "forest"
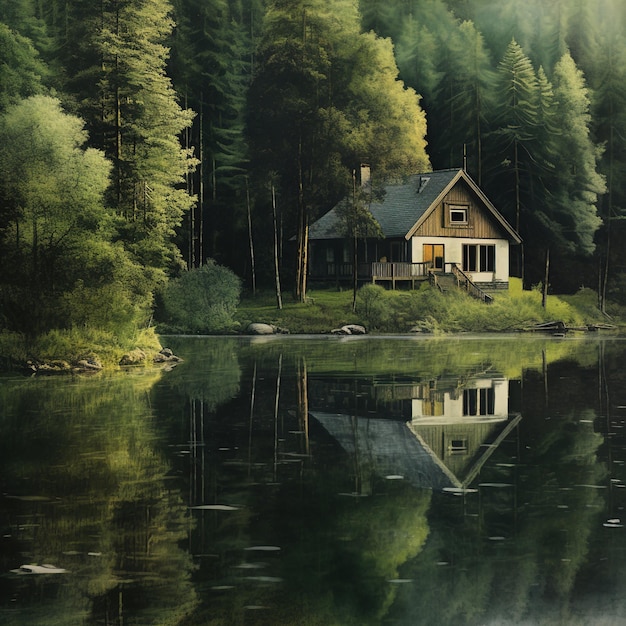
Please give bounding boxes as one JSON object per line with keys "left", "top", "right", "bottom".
{"left": 0, "top": 0, "right": 624, "bottom": 340}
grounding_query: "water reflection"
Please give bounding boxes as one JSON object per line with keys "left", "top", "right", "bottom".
{"left": 311, "top": 371, "right": 520, "bottom": 492}
{"left": 0, "top": 371, "right": 197, "bottom": 625}
{"left": 1, "top": 336, "right": 625, "bottom": 624}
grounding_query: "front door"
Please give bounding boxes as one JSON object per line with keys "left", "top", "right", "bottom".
{"left": 423, "top": 244, "right": 444, "bottom": 271}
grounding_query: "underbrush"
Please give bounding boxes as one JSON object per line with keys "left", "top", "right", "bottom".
{"left": 236, "top": 279, "right": 614, "bottom": 334}
{"left": 0, "top": 327, "right": 163, "bottom": 368}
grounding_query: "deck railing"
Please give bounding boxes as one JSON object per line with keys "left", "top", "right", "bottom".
{"left": 447, "top": 263, "right": 494, "bottom": 303}
{"left": 371, "top": 261, "right": 431, "bottom": 281}
{"left": 321, "top": 261, "right": 431, "bottom": 283}
{"left": 318, "top": 261, "right": 492, "bottom": 302}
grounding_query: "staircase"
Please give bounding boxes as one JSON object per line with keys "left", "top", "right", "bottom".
{"left": 432, "top": 273, "right": 459, "bottom": 293}
{"left": 430, "top": 265, "right": 494, "bottom": 304}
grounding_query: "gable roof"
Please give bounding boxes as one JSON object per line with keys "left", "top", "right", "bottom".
{"left": 309, "top": 168, "right": 522, "bottom": 243}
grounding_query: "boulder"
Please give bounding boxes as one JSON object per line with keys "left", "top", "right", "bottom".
{"left": 246, "top": 323, "right": 278, "bottom": 335}
{"left": 119, "top": 349, "right": 147, "bottom": 366}
{"left": 153, "top": 348, "right": 183, "bottom": 364}
{"left": 35, "top": 359, "right": 72, "bottom": 374}
{"left": 343, "top": 324, "right": 366, "bottom": 335}
{"left": 331, "top": 324, "right": 367, "bottom": 335}
{"left": 75, "top": 357, "right": 103, "bottom": 372}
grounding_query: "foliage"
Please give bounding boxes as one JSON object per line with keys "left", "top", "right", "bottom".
{"left": 159, "top": 260, "right": 242, "bottom": 333}
{"left": 247, "top": 0, "right": 429, "bottom": 300}
{"left": 0, "top": 327, "right": 163, "bottom": 368}
{"left": 0, "top": 23, "right": 46, "bottom": 112}
{"left": 236, "top": 280, "right": 610, "bottom": 335}
{"left": 0, "top": 96, "right": 153, "bottom": 337}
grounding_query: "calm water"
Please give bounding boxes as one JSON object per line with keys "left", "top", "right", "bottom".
{"left": 1, "top": 335, "right": 625, "bottom": 625}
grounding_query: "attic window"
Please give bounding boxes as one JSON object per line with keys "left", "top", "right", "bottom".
{"left": 449, "top": 206, "right": 468, "bottom": 224}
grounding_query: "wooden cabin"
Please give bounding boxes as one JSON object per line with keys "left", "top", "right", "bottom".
{"left": 308, "top": 168, "right": 522, "bottom": 295}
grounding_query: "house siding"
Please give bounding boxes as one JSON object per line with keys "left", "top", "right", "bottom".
{"left": 410, "top": 236, "right": 510, "bottom": 284}
{"left": 417, "top": 180, "right": 505, "bottom": 239}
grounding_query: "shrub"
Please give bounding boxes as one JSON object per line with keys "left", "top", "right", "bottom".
{"left": 356, "top": 284, "right": 390, "bottom": 330}
{"left": 159, "top": 260, "right": 241, "bottom": 333}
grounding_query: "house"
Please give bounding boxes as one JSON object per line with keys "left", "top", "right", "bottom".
{"left": 308, "top": 168, "right": 522, "bottom": 296}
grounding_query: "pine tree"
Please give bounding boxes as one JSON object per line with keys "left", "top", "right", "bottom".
{"left": 429, "top": 20, "right": 495, "bottom": 180}
{"left": 0, "top": 23, "right": 47, "bottom": 112}
{"left": 549, "top": 53, "right": 604, "bottom": 256}
{"left": 169, "top": 0, "right": 255, "bottom": 271}
{"left": 43, "top": 0, "right": 197, "bottom": 279}
{"left": 485, "top": 39, "right": 540, "bottom": 236}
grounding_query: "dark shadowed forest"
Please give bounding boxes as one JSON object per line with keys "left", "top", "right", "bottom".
{"left": 0, "top": 0, "right": 624, "bottom": 338}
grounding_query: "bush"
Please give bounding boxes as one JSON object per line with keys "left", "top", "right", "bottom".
{"left": 355, "top": 284, "right": 390, "bottom": 329}
{"left": 159, "top": 260, "right": 241, "bottom": 333}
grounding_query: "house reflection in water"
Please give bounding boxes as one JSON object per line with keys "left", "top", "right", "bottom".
{"left": 310, "top": 373, "right": 521, "bottom": 492}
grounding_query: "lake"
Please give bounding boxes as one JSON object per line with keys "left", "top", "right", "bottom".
{"left": 0, "top": 334, "right": 625, "bottom": 625}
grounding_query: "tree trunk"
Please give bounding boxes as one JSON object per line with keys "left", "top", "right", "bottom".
{"left": 272, "top": 182, "right": 282, "bottom": 309}
{"left": 542, "top": 247, "right": 550, "bottom": 308}
{"left": 246, "top": 176, "right": 256, "bottom": 296}
{"left": 351, "top": 170, "right": 358, "bottom": 312}
{"left": 294, "top": 137, "right": 308, "bottom": 302}
{"left": 514, "top": 140, "right": 523, "bottom": 280}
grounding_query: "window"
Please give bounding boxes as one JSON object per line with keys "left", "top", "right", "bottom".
{"left": 463, "top": 388, "right": 495, "bottom": 416}
{"left": 462, "top": 244, "right": 495, "bottom": 272}
{"left": 449, "top": 206, "right": 468, "bottom": 224}
{"left": 449, "top": 438, "right": 468, "bottom": 454}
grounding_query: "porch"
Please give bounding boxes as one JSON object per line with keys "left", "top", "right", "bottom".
{"left": 313, "top": 261, "right": 494, "bottom": 303}
{"left": 317, "top": 261, "right": 431, "bottom": 287}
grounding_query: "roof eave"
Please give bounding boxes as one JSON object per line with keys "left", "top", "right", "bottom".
{"left": 404, "top": 170, "right": 463, "bottom": 240}
{"left": 403, "top": 170, "right": 522, "bottom": 243}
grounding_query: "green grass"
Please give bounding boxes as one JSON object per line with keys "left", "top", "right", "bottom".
{"left": 0, "top": 326, "right": 163, "bottom": 369}
{"left": 235, "top": 279, "right": 618, "bottom": 334}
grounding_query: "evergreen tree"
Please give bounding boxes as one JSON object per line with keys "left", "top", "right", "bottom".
{"left": 428, "top": 20, "right": 495, "bottom": 181}
{"left": 42, "top": 0, "right": 197, "bottom": 281}
{"left": 549, "top": 53, "right": 604, "bottom": 256}
{"left": 0, "top": 23, "right": 47, "bottom": 112}
{"left": 485, "top": 39, "right": 540, "bottom": 237}
{"left": 169, "top": 0, "right": 255, "bottom": 273}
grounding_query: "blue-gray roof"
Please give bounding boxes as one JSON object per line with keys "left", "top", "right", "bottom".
{"left": 309, "top": 169, "right": 462, "bottom": 240}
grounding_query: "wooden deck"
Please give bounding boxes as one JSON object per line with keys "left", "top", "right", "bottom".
{"left": 370, "top": 262, "right": 431, "bottom": 288}
{"left": 313, "top": 261, "right": 495, "bottom": 303}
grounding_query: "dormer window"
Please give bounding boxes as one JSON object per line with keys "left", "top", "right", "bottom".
{"left": 449, "top": 205, "right": 468, "bottom": 224}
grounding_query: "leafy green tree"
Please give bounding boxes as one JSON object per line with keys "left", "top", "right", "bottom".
{"left": 248, "top": 0, "right": 429, "bottom": 301}
{"left": 0, "top": 95, "right": 149, "bottom": 336}
{"left": 336, "top": 171, "right": 384, "bottom": 312}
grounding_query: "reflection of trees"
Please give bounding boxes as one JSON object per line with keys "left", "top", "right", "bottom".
{"left": 156, "top": 336, "right": 242, "bottom": 408}
{"left": 0, "top": 371, "right": 197, "bottom": 625}
{"left": 387, "top": 357, "right": 607, "bottom": 625}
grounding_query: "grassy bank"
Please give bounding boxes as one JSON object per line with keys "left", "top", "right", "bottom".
{"left": 235, "top": 279, "right": 620, "bottom": 334}
{"left": 0, "top": 327, "right": 163, "bottom": 372}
